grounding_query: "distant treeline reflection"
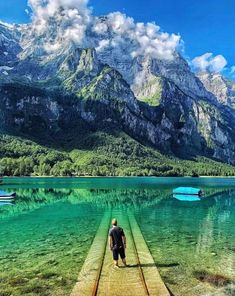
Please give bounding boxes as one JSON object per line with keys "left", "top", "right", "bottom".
{"left": 0, "top": 187, "right": 235, "bottom": 219}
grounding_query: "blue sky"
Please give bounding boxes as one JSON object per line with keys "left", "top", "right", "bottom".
{"left": 0, "top": 0, "right": 234, "bottom": 76}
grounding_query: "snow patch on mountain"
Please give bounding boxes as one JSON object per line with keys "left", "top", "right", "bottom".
{"left": 0, "top": 66, "right": 13, "bottom": 71}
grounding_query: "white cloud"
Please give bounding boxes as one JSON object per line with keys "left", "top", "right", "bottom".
{"left": 29, "top": 0, "right": 90, "bottom": 18}
{"left": 211, "top": 55, "right": 227, "bottom": 72}
{"left": 92, "top": 22, "right": 108, "bottom": 34}
{"left": 192, "top": 53, "right": 227, "bottom": 73}
{"left": 44, "top": 42, "right": 61, "bottom": 53}
{"left": 28, "top": 0, "right": 91, "bottom": 46}
{"left": 27, "top": 0, "right": 181, "bottom": 61}
{"left": 96, "top": 39, "right": 110, "bottom": 52}
{"left": 94, "top": 13, "right": 180, "bottom": 60}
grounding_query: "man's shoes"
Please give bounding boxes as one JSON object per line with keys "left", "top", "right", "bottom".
{"left": 114, "top": 265, "right": 119, "bottom": 269}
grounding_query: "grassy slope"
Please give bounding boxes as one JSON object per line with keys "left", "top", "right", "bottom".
{"left": 0, "top": 131, "right": 235, "bottom": 177}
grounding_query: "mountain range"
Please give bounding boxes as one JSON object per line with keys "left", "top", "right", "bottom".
{"left": 1, "top": 12, "right": 235, "bottom": 176}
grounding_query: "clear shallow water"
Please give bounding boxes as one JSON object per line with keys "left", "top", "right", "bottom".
{"left": 0, "top": 177, "right": 234, "bottom": 296}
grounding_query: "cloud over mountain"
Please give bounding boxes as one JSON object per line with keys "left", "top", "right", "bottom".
{"left": 192, "top": 53, "right": 227, "bottom": 73}
{"left": 28, "top": 0, "right": 91, "bottom": 47}
{"left": 28, "top": 0, "right": 181, "bottom": 60}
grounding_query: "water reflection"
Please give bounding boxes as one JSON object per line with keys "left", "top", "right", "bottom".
{"left": 0, "top": 188, "right": 173, "bottom": 219}
{"left": 136, "top": 189, "right": 235, "bottom": 296}
{"left": 173, "top": 194, "right": 201, "bottom": 202}
{"left": 0, "top": 186, "right": 234, "bottom": 218}
{"left": 0, "top": 201, "right": 14, "bottom": 207}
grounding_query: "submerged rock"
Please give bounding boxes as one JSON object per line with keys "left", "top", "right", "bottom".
{"left": 194, "top": 270, "right": 232, "bottom": 287}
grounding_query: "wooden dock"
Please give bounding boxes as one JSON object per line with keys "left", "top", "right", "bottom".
{"left": 71, "top": 211, "right": 170, "bottom": 296}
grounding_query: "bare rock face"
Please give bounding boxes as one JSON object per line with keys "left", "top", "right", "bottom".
{"left": 197, "top": 72, "right": 235, "bottom": 107}
{"left": 0, "top": 23, "right": 22, "bottom": 66}
{"left": 1, "top": 20, "right": 235, "bottom": 165}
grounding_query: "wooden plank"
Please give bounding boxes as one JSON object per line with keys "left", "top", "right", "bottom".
{"left": 71, "top": 210, "right": 170, "bottom": 296}
{"left": 97, "top": 211, "right": 148, "bottom": 296}
{"left": 129, "top": 213, "right": 170, "bottom": 296}
{"left": 71, "top": 212, "right": 111, "bottom": 296}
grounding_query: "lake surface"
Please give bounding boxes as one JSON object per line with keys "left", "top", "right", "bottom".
{"left": 0, "top": 177, "right": 234, "bottom": 295}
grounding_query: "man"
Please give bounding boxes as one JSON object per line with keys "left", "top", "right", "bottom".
{"left": 109, "top": 218, "right": 127, "bottom": 267}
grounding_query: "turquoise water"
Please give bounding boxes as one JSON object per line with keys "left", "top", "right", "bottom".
{"left": 0, "top": 177, "right": 234, "bottom": 295}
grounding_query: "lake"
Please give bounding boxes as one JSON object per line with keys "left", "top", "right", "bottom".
{"left": 0, "top": 177, "right": 234, "bottom": 295}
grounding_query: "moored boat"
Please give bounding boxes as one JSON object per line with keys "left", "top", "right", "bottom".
{"left": 173, "top": 187, "right": 203, "bottom": 196}
{"left": 0, "top": 190, "right": 16, "bottom": 200}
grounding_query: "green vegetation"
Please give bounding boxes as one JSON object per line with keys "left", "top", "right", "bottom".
{"left": 0, "top": 131, "right": 235, "bottom": 177}
{"left": 77, "top": 66, "right": 122, "bottom": 100}
{"left": 136, "top": 76, "right": 162, "bottom": 107}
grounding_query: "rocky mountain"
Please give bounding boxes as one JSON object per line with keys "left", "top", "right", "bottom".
{"left": 1, "top": 14, "right": 235, "bottom": 167}
{"left": 197, "top": 72, "right": 235, "bottom": 108}
{"left": 0, "top": 22, "right": 22, "bottom": 66}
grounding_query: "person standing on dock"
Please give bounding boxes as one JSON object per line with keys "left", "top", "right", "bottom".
{"left": 109, "top": 218, "right": 127, "bottom": 267}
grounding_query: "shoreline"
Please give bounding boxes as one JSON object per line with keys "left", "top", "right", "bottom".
{"left": 1, "top": 175, "right": 235, "bottom": 179}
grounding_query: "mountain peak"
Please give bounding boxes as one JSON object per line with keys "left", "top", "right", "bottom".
{"left": 78, "top": 48, "right": 100, "bottom": 73}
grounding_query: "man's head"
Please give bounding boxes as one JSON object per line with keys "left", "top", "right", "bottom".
{"left": 112, "top": 218, "right": 117, "bottom": 226}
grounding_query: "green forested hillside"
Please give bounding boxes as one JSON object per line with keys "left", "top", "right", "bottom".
{"left": 0, "top": 132, "right": 235, "bottom": 177}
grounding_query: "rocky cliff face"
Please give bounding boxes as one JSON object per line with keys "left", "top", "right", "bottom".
{"left": 197, "top": 72, "right": 235, "bottom": 108}
{"left": 0, "top": 19, "right": 235, "bottom": 165}
{"left": 0, "top": 23, "right": 22, "bottom": 66}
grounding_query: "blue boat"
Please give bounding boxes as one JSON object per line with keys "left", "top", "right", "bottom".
{"left": 0, "top": 190, "right": 16, "bottom": 200}
{"left": 173, "top": 194, "right": 201, "bottom": 202}
{"left": 173, "top": 187, "right": 202, "bottom": 196}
